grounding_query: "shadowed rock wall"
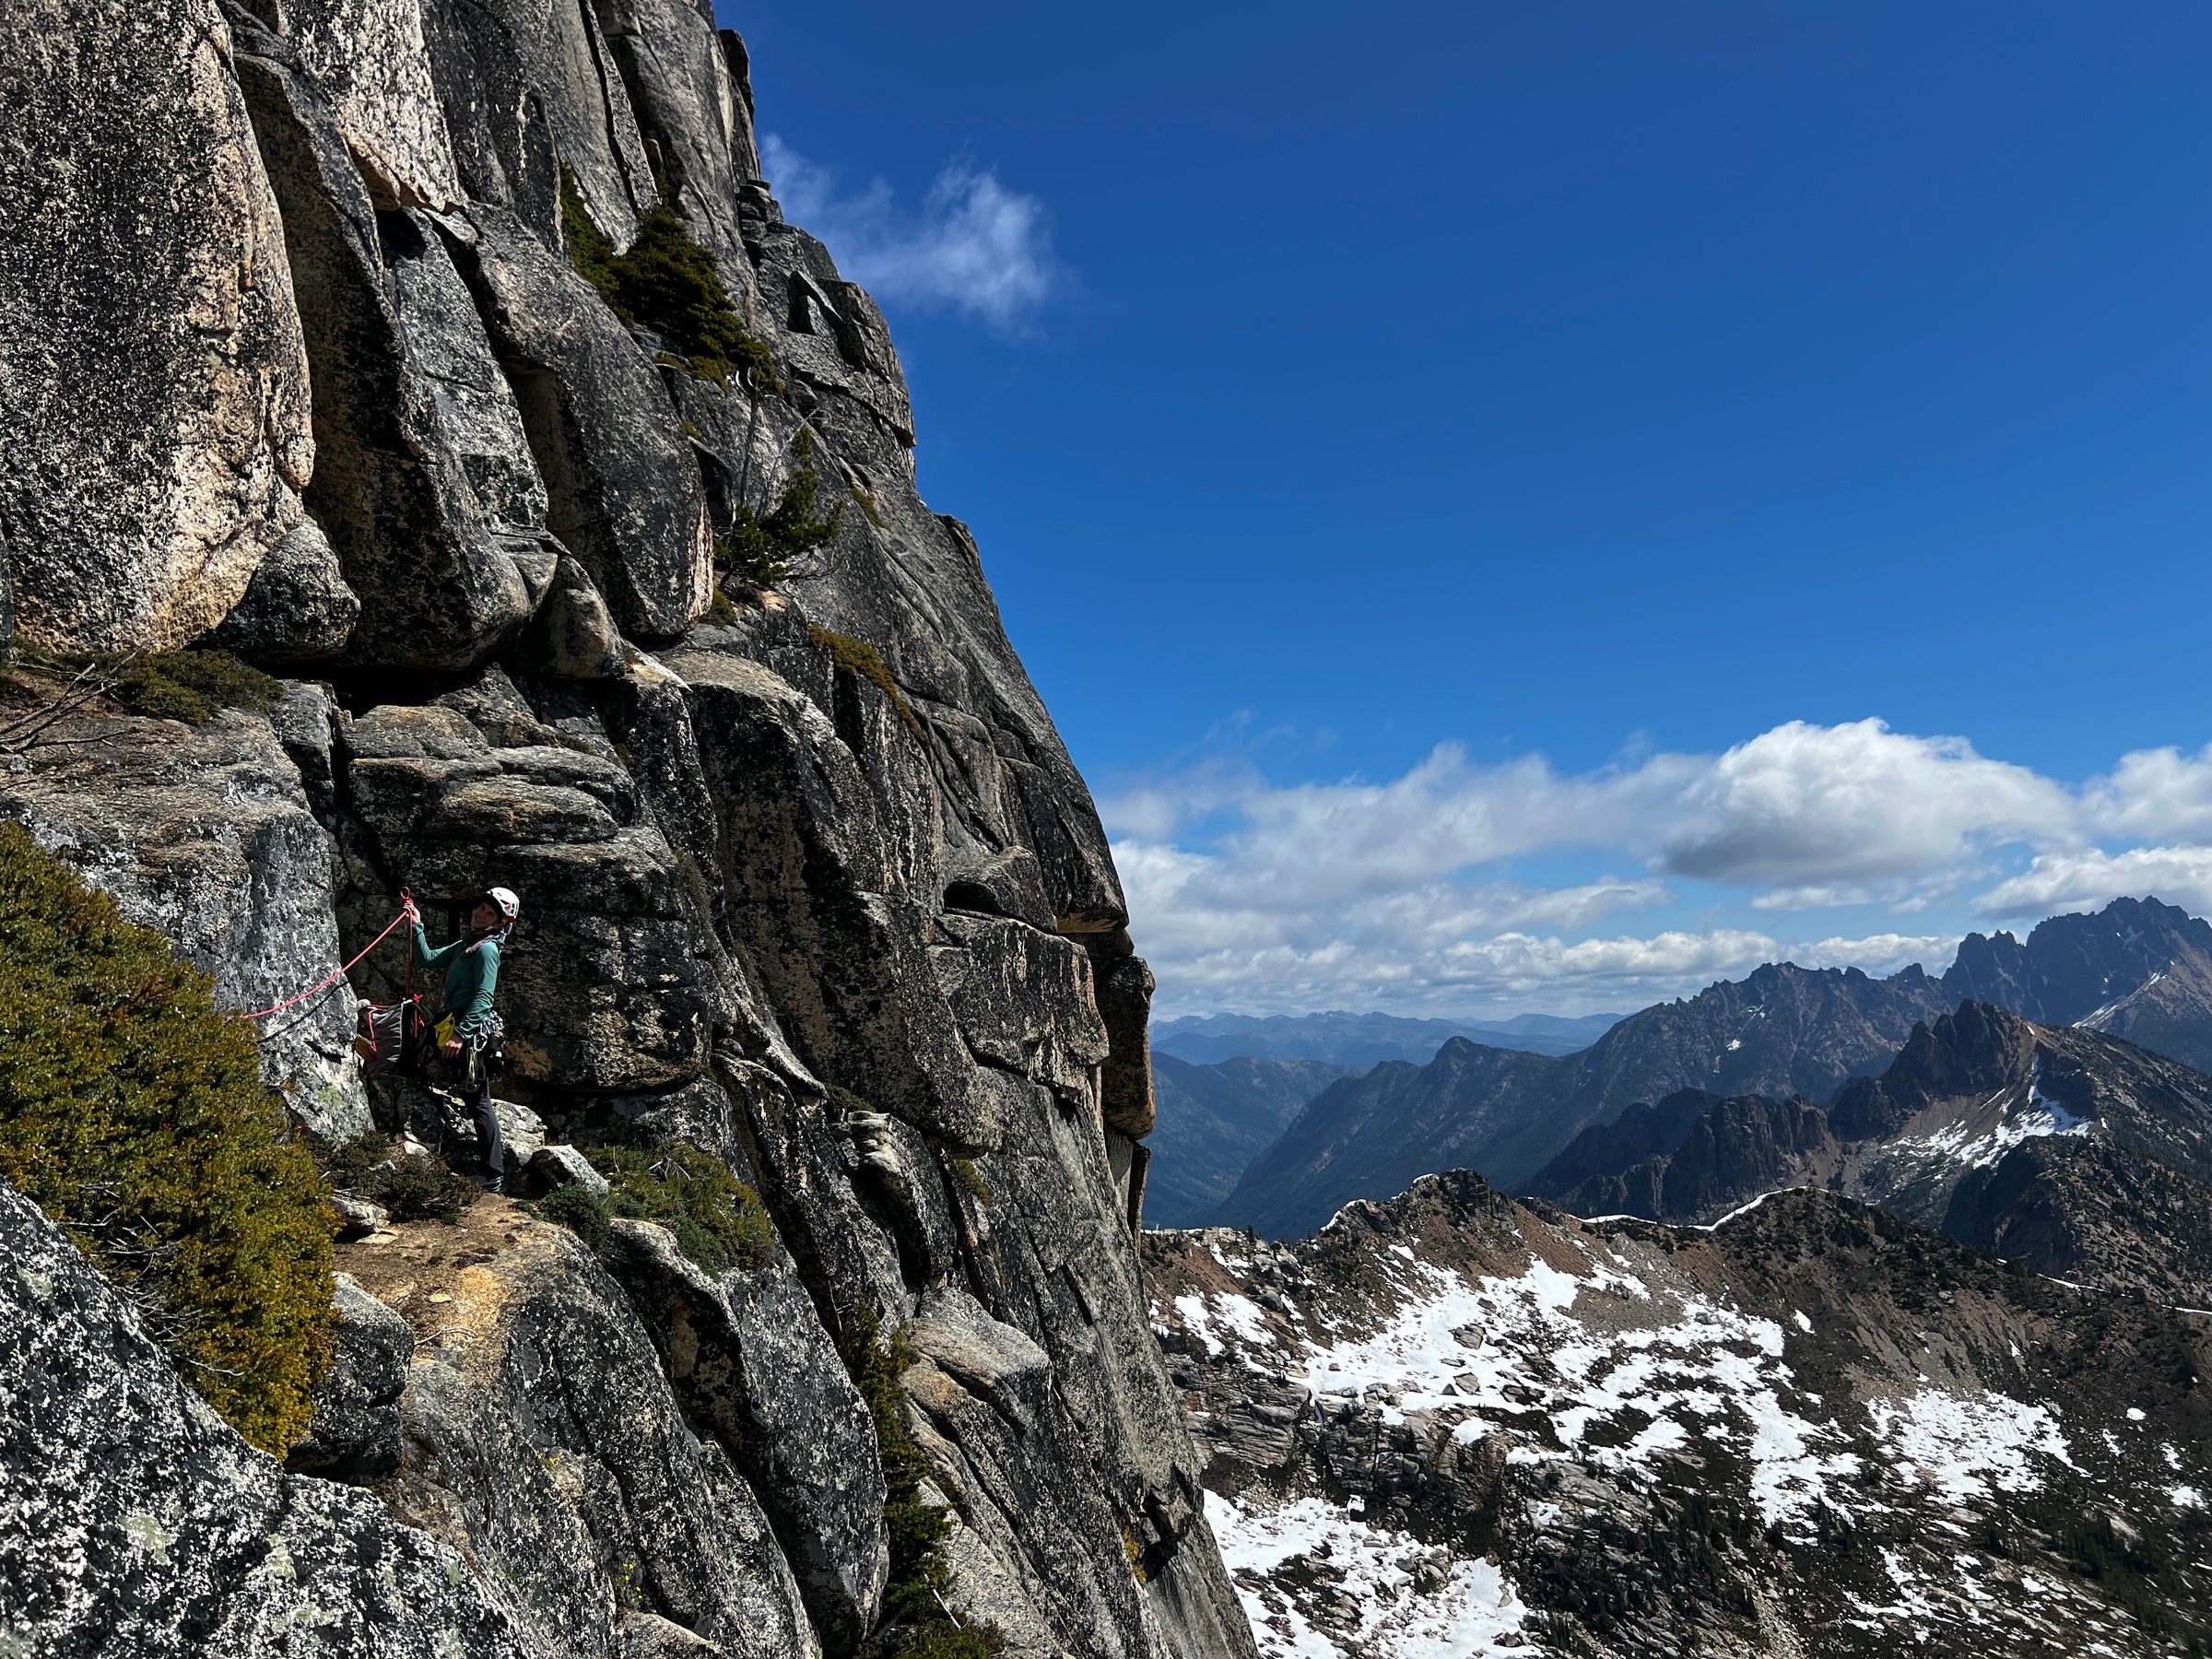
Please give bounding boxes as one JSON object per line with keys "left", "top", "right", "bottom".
{"left": 0, "top": 3, "right": 1249, "bottom": 1656}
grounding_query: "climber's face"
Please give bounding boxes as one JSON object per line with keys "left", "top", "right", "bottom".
{"left": 471, "top": 900, "right": 499, "bottom": 932}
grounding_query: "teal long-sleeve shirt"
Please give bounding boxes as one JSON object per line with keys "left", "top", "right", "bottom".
{"left": 412, "top": 922, "right": 502, "bottom": 1041}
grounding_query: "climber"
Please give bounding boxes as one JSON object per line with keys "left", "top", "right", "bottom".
{"left": 402, "top": 887, "right": 520, "bottom": 1193}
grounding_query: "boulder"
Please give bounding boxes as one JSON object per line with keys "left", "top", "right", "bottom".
{"left": 382, "top": 1223, "right": 817, "bottom": 1658}
{"left": 532, "top": 1143, "right": 611, "bottom": 1197}
{"left": 201, "top": 517, "right": 360, "bottom": 662}
{"left": 604, "top": 1218, "right": 889, "bottom": 1653}
{"left": 0, "top": 1181, "right": 530, "bottom": 1655}
{"left": 930, "top": 912, "right": 1110, "bottom": 1113}
{"left": 903, "top": 1287, "right": 1051, "bottom": 1429}
{"left": 331, "top": 1193, "right": 389, "bottom": 1238}
{"left": 527, "top": 553, "right": 629, "bottom": 678}
{"left": 0, "top": 0, "right": 313, "bottom": 653}
{"left": 285, "top": 1272, "right": 412, "bottom": 1481}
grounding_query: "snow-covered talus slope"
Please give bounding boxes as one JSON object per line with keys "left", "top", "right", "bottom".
{"left": 1144, "top": 1171, "right": 2212, "bottom": 1658}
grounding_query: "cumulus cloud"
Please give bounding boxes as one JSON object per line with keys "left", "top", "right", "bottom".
{"left": 1660, "top": 720, "right": 2079, "bottom": 884}
{"left": 2084, "top": 744, "right": 2212, "bottom": 842}
{"left": 762, "top": 134, "right": 1058, "bottom": 330}
{"left": 1107, "top": 715, "right": 2171, "bottom": 1018}
{"left": 1973, "top": 847, "right": 2212, "bottom": 919}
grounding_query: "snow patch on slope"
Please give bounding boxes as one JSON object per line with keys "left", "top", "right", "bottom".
{"left": 1866, "top": 1390, "right": 2076, "bottom": 1501}
{"left": 1207, "top": 1491, "right": 1529, "bottom": 1659}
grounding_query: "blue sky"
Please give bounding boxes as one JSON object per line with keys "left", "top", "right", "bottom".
{"left": 731, "top": 1, "right": 2212, "bottom": 1018}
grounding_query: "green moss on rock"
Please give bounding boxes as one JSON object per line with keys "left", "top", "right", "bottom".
{"left": 807, "top": 623, "right": 925, "bottom": 744}
{"left": 535, "top": 1141, "right": 772, "bottom": 1275}
{"left": 0, "top": 823, "right": 335, "bottom": 1453}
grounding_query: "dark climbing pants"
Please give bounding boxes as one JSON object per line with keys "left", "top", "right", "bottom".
{"left": 465, "top": 1044, "right": 502, "bottom": 1184}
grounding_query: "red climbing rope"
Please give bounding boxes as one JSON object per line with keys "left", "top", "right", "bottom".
{"left": 239, "top": 908, "right": 409, "bottom": 1020}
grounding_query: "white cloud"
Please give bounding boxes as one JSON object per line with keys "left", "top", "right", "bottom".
{"left": 1658, "top": 720, "right": 2078, "bottom": 885}
{"left": 2084, "top": 744, "right": 2212, "bottom": 842}
{"left": 762, "top": 135, "right": 1058, "bottom": 330}
{"left": 1107, "top": 716, "right": 2172, "bottom": 1018}
{"left": 1973, "top": 846, "right": 2212, "bottom": 919}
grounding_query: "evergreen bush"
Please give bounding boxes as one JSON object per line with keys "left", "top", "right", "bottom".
{"left": 560, "top": 169, "right": 778, "bottom": 390}
{"left": 324, "top": 1132, "right": 479, "bottom": 1226}
{"left": 842, "top": 1305, "right": 1006, "bottom": 1659}
{"left": 15, "top": 644, "right": 280, "bottom": 726}
{"left": 0, "top": 823, "right": 335, "bottom": 1453}
{"left": 722, "top": 429, "right": 845, "bottom": 588}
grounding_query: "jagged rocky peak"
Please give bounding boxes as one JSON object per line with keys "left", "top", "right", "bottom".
{"left": 0, "top": 3, "right": 1253, "bottom": 1655}
{"left": 1826, "top": 997, "right": 2041, "bottom": 1138}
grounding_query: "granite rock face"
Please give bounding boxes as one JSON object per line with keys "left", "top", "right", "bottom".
{"left": 0, "top": 1183, "right": 530, "bottom": 1657}
{"left": 0, "top": 2, "right": 1236, "bottom": 1653}
{"left": 0, "top": 0, "right": 314, "bottom": 653}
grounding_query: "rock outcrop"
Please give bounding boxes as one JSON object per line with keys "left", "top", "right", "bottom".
{"left": 0, "top": 3, "right": 1248, "bottom": 1655}
{"left": 0, "top": 1182, "right": 529, "bottom": 1657}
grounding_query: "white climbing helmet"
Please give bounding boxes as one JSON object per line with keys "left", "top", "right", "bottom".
{"left": 485, "top": 886, "right": 521, "bottom": 924}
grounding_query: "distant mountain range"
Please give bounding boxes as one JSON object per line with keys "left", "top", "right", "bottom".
{"left": 1149, "top": 1008, "right": 1626, "bottom": 1066}
{"left": 1144, "top": 1055, "right": 1359, "bottom": 1228}
{"left": 1213, "top": 959, "right": 1953, "bottom": 1236}
{"left": 1199, "top": 895, "right": 2212, "bottom": 1241}
{"left": 1527, "top": 1000, "right": 2212, "bottom": 1304}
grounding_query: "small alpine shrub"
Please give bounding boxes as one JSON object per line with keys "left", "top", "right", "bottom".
{"left": 47, "top": 647, "right": 282, "bottom": 725}
{"left": 721, "top": 430, "right": 845, "bottom": 588}
{"left": 807, "top": 623, "right": 925, "bottom": 742}
{"left": 133, "top": 649, "right": 279, "bottom": 723}
{"left": 560, "top": 168, "right": 778, "bottom": 390}
{"left": 550, "top": 1142, "right": 772, "bottom": 1274}
{"left": 323, "top": 1132, "right": 479, "bottom": 1225}
{"left": 842, "top": 1305, "right": 1005, "bottom": 1659}
{"left": 535, "top": 1182, "right": 610, "bottom": 1251}
{"left": 560, "top": 165, "right": 622, "bottom": 301}
{"left": 0, "top": 824, "right": 335, "bottom": 1453}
